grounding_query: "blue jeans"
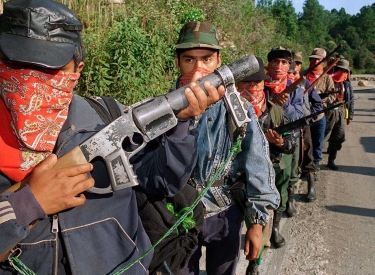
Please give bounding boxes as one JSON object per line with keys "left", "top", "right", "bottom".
{"left": 310, "top": 116, "right": 326, "bottom": 164}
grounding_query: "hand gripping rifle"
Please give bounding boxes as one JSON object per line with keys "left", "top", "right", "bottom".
{"left": 271, "top": 45, "right": 343, "bottom": 104}
{"left": 9, "top": 55, "right": 259, "bottom": 195}
{"left": 272, "top": 100, "right": 346, "bottom": 135}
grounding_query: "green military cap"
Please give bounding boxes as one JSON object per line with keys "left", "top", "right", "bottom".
{"left": 176, "top": 21, "right": 222, "bottom": 50}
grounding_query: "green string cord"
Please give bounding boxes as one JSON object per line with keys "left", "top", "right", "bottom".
{"left": 9, "top": 256, "right": 37, "bottom": 275}
{"left": 113, "top": 135, "right": 244, "bottom": 274}
{"left": 8, "top": 136, "right": 244, "bottom": 275}
{"left": 165, "top": 203, "right": 195, "bottom": 234}
{"left": 256, "top": 246, "right": 265, "bottom": 265}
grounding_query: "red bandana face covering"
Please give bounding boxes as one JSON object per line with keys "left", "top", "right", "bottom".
{"left": 0, "top": 61, "right": 79, "bottom": 181}
{"left": 332, "top": 71, "right": 347, "bottom": 83}
{"left": 238, "top": 86, "right": 265, "bottom": 118}
{"left": 264, "top": 76, "right": 287, "bottom": 94}
{"left": 179, "top": 67, "right": 212, "bottom": 87}
{"left": 264, "top": 63, "right": 288, "bottom": 94}
{"left": 307, "top": 72, "right": 319, "bottom": 84}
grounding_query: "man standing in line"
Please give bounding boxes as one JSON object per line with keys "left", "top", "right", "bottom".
{"left": 237, "top": 56, "right": 296, "bottom": 275}
{"left": 263, "top": 46, "right": 303, "bottom": 248}
{"left": 175, "top": 22, "right": 279, "bottom": 275}
{"left": 305, "top": 48, "right": 335, "bottom": 167}
{"left": 0, "top": 1, "right": 224, "bottom": 274}
{"left": 291, "top": 50, "right": 323, "bottom": 204}
{"left": 325, "top": 59, "right": 354, "bottom": 170}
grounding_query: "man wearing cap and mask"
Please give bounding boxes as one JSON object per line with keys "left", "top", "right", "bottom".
{"left": 325, "top": 59, "right": 354, "bottom": 170}
{"left": 175, "top": 22, "right": 279, "bottom": 275}
{"left": 289, "top": 50, "right": 323, "bottom": 205}
{"left": 305, "top": 48, "right": 335, "bottom": 169}
{"left": 0, "top": 1, "right": 224, "bottom": 274}
{"left": 237, "top": 56, "right": 295, "bottom": 275}
{"left": 263, "top": 46, "right": 303, "bottom": 248}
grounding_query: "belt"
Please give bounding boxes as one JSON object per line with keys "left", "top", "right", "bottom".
{"left": 187, "top": 178, "right": 228, "bottom": 188}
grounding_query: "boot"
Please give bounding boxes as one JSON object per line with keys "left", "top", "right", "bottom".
{"left": 306, "top": 172, "right": 317, "bottom": 202}
{"left": 271, "top": 211, "right": 285, "bottom": 248}
{"left": 327, "top": 148, "right": 339, "bottom": 170}
{"left": 246, "top": 260, "right": 259, "bottom": 275}
{"left": 286, "top": 186, "right": 297, "bottom": 217}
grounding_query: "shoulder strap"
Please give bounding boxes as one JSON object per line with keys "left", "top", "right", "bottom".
{"left": 83, "top": 96, "right": 121, "bottom": 124}
{"left": 102, "top": 96, "right": 122, "bottom": 120}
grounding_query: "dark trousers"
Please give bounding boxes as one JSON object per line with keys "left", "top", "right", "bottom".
{"left": 325, "top": 107, "right": 346, "bottom": 151}
{"left": 301, "top": 125, "right": 319, "bottom": 173}
{"left": 180, "top": 204, "right": 244, "bottom": 275}
{"left": 274, "top": 153, "right": 293, "bottom": 212}
{"left": 310, "top": 116, "right": 326, "bottom": 164}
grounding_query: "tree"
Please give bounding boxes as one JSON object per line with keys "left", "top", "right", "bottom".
{"left": 298, "top": 0, "right": 329, "bottom": 47}
{"left": 271, "top": 0, "right": 298, "bottom": 40}
{"left": 352, "top": 5, "right": 375, "bottom": 52}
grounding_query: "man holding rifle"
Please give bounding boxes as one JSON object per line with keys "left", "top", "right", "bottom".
{"left": 0, "top": 1, "right": 224, "bottom": 274}
{"left": 290, "top": 49, "right": 324, "bottom": 204}
{"left": 325, "top": 59, "right": 354, "bottom": 170}
{"left": 237, "top": 56, "right": 296, "bottom": 275}
{"left": 263, "top": 46, "right": 303, "bottom": 248}
{"left": 176, "top": 22, "right": 279, "bottom": 275}
{"left": 305, "top": 48, "right": 335, "bottom": 167}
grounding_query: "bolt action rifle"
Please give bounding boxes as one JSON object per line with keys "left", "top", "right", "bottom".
{"left": 272, "top": 101, "right": 346, "bottom": 135}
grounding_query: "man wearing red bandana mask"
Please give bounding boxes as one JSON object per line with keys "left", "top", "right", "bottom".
{"left": 303, "top": 48, "right": 335, "bottom": 170}
{"left": 237, "top": 57, "right": 296, "bottom": 274}
{"left": 324, "top": 59, "right": 354, "bottom": 170}
{"left": 176, "top": 22, "right": 279, "bottom": 275}
{"left": 287, "top": 61, "right": 298, "bottom": 83}
{"left": 0, "top": 1, "right": 224, "bottom": 274}
{"left": 289, "top": 50, "right": 324, "bottom": 206}
{"left": 264, "top": 46, "right": 303, "bottom": 249}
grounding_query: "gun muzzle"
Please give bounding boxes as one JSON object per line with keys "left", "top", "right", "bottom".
{"left": 165, "top": 55, "right": 259, "bottom": 112}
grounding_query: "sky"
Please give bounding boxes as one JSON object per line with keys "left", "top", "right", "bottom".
{"left": 291, "top": 0, "right": 374, "bottom": 15}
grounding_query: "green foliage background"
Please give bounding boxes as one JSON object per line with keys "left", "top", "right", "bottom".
{"left": 3, "top": 0, "right": 374, "bottom": 104}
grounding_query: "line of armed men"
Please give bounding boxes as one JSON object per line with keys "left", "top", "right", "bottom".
{"left": 0, "top": 1, "right": 354, "bottom": 275}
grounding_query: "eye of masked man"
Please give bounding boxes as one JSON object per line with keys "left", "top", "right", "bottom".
{"left": 176, "top": 48, "right": 222, "bottom": 86}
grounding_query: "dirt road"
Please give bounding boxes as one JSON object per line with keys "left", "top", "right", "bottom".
{"left": 261, "top": 79, "right": 375, "bottom": 275}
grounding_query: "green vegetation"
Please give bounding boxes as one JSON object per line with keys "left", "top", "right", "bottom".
{"left": 2, "top": 0, "right": 375, "bottom": 103}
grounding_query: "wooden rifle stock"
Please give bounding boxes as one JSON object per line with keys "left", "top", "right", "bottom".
{"left": 0, "top": 147, "right": 88, "bottom": 262}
